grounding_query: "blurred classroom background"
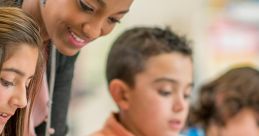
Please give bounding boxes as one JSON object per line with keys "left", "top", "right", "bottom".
{"left": 67, "top": 0, "right": 259, "bottom": 135}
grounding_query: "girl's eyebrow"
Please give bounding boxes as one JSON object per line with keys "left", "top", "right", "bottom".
{"left": 2, "top": 67, "right": 34, "bottom": 79}
{"left": 2, "top": 68, "right": 25, "bottom": 76}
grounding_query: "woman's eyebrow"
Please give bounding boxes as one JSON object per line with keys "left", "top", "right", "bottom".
{"left": 96, "top": 0, "right": 106, "bottom": 7}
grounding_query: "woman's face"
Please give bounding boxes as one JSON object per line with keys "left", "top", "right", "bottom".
{"left": 0, "top": 45, "right": 38, "bottom": 133}
{"left": 40, "top": 0, "right": 133, "bottom": 56}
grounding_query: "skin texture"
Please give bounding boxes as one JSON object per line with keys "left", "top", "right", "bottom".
{"left": 0, "top": 45, "right": 38, "bottom": 133}
{"left": 23, "top": 0, "right": 134, "bottom": 56}
{"left": 110, "top": 52, "right": 193, "bottom": 136}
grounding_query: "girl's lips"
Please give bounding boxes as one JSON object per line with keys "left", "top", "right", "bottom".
{"left": 0, "top": 113, "right": 12, "bottom": 124}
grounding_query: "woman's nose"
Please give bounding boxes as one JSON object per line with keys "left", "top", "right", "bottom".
{"left": 82, "top": 18, "right": 104, "bottom": 40}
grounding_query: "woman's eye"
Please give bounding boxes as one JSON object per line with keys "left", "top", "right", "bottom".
{"left": 0, "top": 78, "right": 14, "bottom": 88}
{"left": 158, "top": 89, "right": 171, "bottom": 96}
{"left": 108, "top": 17, "right": 120, "bottom": 24}
{"left": 79, "top": 0, "right": 94, "bottom": 12}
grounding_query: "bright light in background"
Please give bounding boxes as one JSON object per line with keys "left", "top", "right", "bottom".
{"left": 227, "top": 1, "right": 259, "bottom": 26}
{"left": 208, "top": 19, "right": 258, "bottom": 52}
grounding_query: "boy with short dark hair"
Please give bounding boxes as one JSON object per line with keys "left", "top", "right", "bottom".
{"left": 91, "top": 27, "right": 193, "bottom": 136}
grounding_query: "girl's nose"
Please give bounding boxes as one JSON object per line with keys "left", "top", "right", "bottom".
{"left": 9, "top": 87, "right": 27, "bottom": 108}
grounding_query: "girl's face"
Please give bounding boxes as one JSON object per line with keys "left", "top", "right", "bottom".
{"left": 211, "top": 108, "right": 259, "bottom": 136}
{"left": 40, "top": 0, "right": 133, "bottom": 56}
{"left": 124, "top": 53, "right": 193, "bottom": 136}
{"left": 0, "top": 45, "right": 38, "bottom": 133}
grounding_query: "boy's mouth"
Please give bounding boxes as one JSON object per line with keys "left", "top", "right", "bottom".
{"left": 168, "top": 119, "right": 183, "bottom": 131}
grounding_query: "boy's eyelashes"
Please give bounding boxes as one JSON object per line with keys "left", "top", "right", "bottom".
{"left": 184, "top": 89, "right": 192, "bottom": 100}
{"left": 184, "top": 93, "right": 191, "bottom": 100}
{"left": 257, "top": 116, "right": 259, "bottom": 126}
{"left": 158, "top": 89, "right": 172, "bottom": 96}
{"left": 157, "top": 88, "right": 191, "bottom": 100}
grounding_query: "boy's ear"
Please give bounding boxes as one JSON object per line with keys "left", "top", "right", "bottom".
{"left": 109, "top": 79, "right": 131, "bottom": 110}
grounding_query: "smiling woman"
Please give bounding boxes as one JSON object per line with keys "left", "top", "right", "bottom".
{"left": 0, "top": 0, "right": 134, "bottom": 135}
{"left": 0, "top": 7, "right": 44, "bottom": 136}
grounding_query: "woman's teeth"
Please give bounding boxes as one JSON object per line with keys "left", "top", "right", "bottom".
{"left": 70, "top": 32, "right": 85, "bottom": 43}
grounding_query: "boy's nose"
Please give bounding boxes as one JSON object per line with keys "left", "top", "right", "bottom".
{"left": 172, "top": 96, "right": 185, "bottom": 112}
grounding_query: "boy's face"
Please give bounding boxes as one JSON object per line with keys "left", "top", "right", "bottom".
{"left": 124, "top": 52, "right": 193, "bottom": 136}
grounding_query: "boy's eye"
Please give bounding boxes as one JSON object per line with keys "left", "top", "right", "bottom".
{"left": 158, "top": 89, "right": 171, "bottom": 97}
{"left": 256, "top": 114, "right": 259, "bottom": 126}
{"left": 0, "top": 78, "right": 14, "bottom": 88}
{"left": 79, "top": 0, "right": 94, "bottom": 12}
{"left": 184, "top": 94, "right": 191, "bottom": 100}
{"left": 108, "top": 17, "right": 121, "bottom": 24}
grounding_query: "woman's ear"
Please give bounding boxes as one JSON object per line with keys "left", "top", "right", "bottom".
{"left": 109, "top": 79, "right": 131, "bottom": 110}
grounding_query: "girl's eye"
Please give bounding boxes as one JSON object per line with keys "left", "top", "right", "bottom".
{"left": 0, "top": 78, "right": 14, "bottom": 88}
{"left": 108, "top": 17, "right": 121, "bottom": 24}
{"left": 158, "top": 89, "right": 171, "bottom": 97}
{"left": 79, "top": 0, "right": 94, "bottom": 12}
{"left": 25, "top": 85, "right": 30, "bottom": 91}
{"left": 25, "top": 79, "right": 32, "bottom": 90}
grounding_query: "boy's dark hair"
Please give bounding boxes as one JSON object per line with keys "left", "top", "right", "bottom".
{"left": 106, "top": 27, "right": 192, "bottom": 87}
